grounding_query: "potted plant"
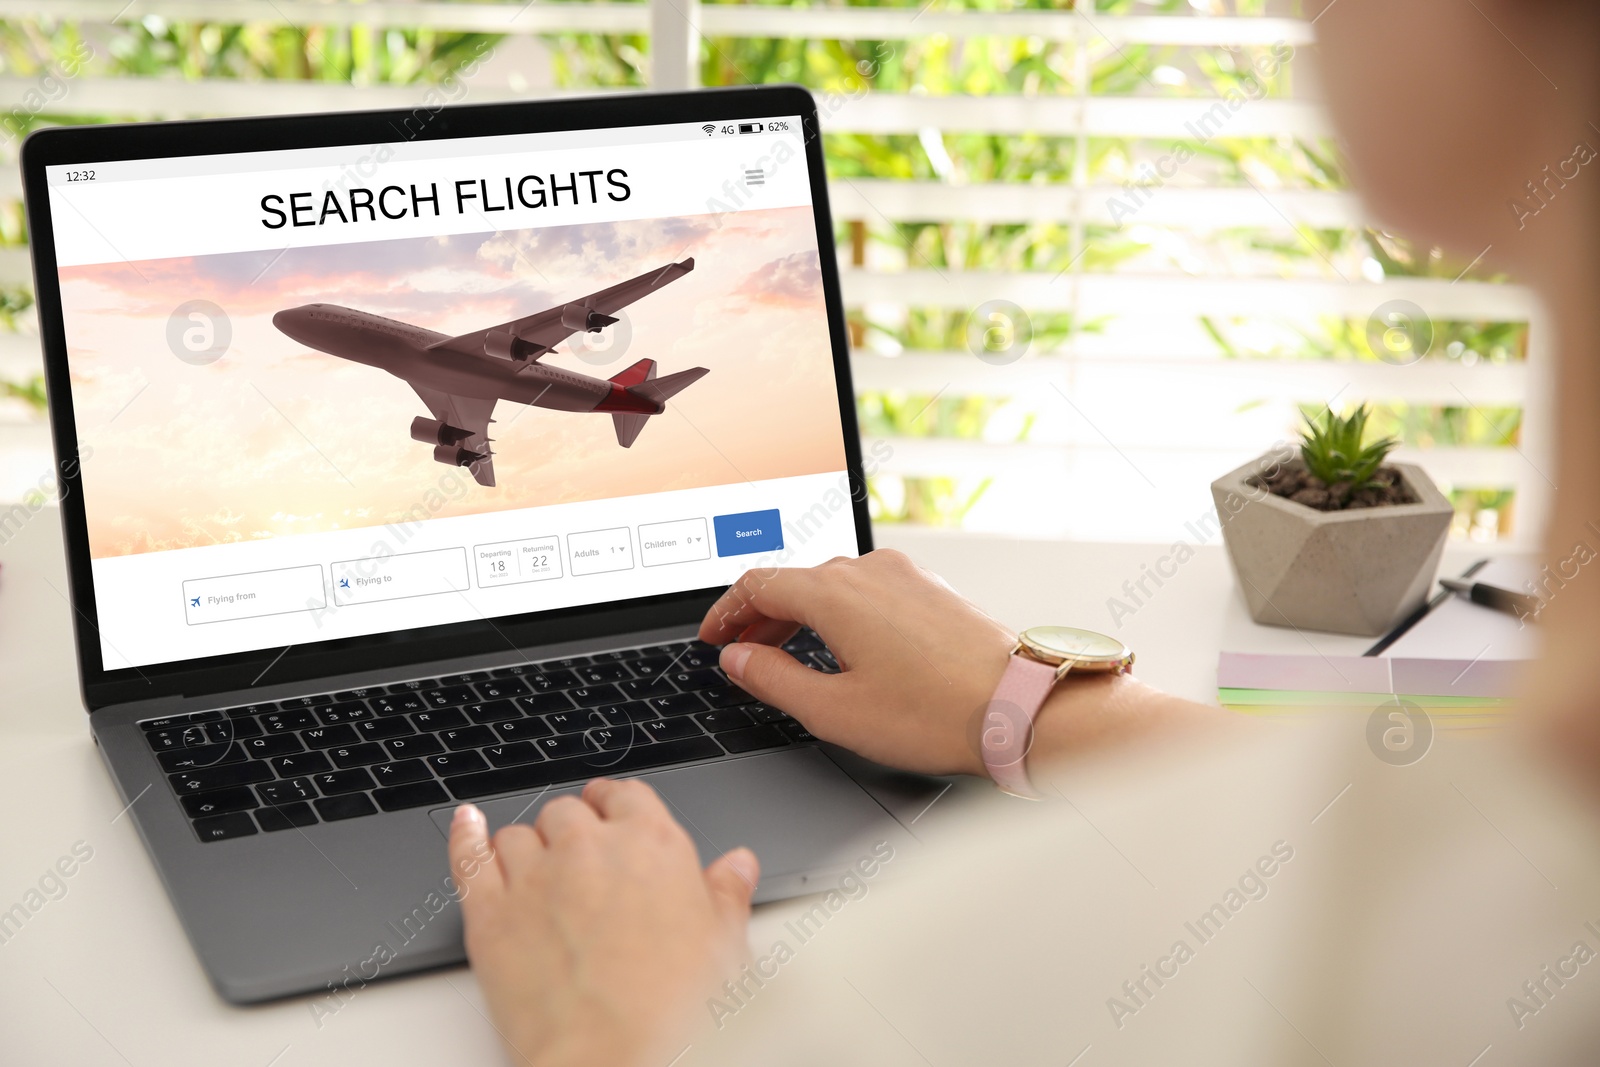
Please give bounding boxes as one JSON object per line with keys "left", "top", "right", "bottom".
{"left": 1211, "top": 405, "right": 1455, "bottom": 636}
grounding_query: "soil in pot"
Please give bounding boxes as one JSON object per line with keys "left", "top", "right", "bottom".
{"left": 1248, "top": 462, "right": 1417, "bottom": 513}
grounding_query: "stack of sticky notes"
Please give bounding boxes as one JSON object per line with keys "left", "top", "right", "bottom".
{"left": 1218, "top": 558, "right": 1539, "bottom": 730}
{"left": 1217, "top": 652, "right": 1518, "bottom": 730}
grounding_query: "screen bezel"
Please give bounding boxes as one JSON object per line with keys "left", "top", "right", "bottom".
{"left": 20, "top": 85, "right": 872, "bottom": 712}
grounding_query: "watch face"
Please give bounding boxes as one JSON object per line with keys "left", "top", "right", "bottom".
{"left": 1020, "top": 625, "right": 1129, "bottom": 665}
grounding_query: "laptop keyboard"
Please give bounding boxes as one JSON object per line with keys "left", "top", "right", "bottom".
{"left": 140, "top": 633, "right": 834, "bottom": 843}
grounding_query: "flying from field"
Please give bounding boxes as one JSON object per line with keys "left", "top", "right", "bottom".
{"left": 272, "top": 257, "right": 706, "bottom": 486}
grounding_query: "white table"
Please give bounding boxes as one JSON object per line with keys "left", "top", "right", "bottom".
{"left": 0, "top": 509, "right": 1505, "bottom": 1065}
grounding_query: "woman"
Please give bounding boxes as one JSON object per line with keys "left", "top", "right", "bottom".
{"left": 447, "top": 1, "right": 1600, "bottom": 1062}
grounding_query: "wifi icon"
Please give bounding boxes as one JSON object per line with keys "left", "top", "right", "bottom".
{"left": 701, "top": 124, "right": 716, "bottom": 136}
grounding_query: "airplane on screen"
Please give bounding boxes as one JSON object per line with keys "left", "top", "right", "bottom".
{"left": 272, "top": 257, "right": 706, "bottom": 487}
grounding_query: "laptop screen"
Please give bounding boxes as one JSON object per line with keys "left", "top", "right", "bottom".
{"left": 40, "top": 111, "right": 859, "bottom": 673}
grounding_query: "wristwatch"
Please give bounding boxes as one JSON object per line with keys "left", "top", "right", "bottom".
{"left": 982, "top": 626, "right": 1134, "bottom": 798}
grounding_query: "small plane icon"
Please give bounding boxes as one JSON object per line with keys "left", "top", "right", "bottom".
{"left": 189, "top": 596, "right": 200, "bottom": 607}
{"left": 272, "top": 258, "right": 707, "bottom": 487}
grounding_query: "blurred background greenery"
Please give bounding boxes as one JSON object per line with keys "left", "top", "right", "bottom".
{"left": 0, "top": 0, "right": 1529, "bottom": 542}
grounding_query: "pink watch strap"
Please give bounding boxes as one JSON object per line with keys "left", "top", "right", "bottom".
{"left": 982, "top": 655, "right": 1059, "bottom": 798}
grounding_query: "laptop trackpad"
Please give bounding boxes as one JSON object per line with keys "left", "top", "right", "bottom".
{"left": 429, "top": 748, "right": 910, "bottom": 901}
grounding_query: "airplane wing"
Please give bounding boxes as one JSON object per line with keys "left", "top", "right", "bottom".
{"left": 424, "top": 257, "right": 695, "bottom": 361}
{"left": 411, "top": 384, "right": 498, "bottom": 487}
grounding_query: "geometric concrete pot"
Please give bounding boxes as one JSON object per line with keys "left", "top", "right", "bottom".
{"left": 1211, "top": 452, "right": 1455, "bottom": 637}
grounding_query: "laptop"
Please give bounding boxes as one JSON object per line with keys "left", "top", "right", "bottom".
{"left": 20, "top": 85, "right": 938, "bottom": 1004}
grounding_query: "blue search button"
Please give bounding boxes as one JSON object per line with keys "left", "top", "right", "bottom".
{"left": 713, "top": 509, "right": 784, "bottom": 557}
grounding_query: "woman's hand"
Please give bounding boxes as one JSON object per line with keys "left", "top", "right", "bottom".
{"left": 448, "top": 782, "right": 759, "bottom": 1067}
{"left": 698, "top": 549, "right": 1220, "bottom": 779}
{"left": 698, "top": 549, "right": 1016, "bottom": 777}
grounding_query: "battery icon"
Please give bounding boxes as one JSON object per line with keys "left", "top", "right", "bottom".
{"left": 737, "top": 122, "right": 764, "bottom": 134}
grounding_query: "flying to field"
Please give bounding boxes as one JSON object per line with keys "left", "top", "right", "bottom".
{"left": 272, "top": 257, "right": 706, "bottom": 487}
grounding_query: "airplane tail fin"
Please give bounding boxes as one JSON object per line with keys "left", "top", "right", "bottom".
{"left": 612, "top": 412, "right": 650, "bottom": 448}
{"left": 627, "top": 366, "right": 708, "bottom": 406}
{"left": 609, "top": 367, "right": 708, "bottom": 447}
{"left": 608, "top": 358, "right": 657, "bottom": 388}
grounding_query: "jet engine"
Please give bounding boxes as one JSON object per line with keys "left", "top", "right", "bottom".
{"left": 410, "top": 416, "right": 473, "bottom": 446}
{"left": 484, "top": 330, "right": 545, "bottom": 362}
{"left": 559, "top": 303, "right": 619, "bottom": 333}
{"left": 433, "top": 444, "right": 487, "bottom": 468}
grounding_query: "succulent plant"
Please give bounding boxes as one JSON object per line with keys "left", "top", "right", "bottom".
{"left": 1299, "top": 404, "right": 1398, "bottom": 489}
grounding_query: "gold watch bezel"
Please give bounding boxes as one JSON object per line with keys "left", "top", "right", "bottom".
{"left": 1014, "top": 626, "right": 1134, "bottom": 681}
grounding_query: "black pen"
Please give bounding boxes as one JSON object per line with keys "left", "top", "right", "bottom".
{"left": 1438, "top": 577, "right": 1542, "bottom": 622}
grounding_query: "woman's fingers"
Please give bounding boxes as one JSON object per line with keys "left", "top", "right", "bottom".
{"left": 582, "top": 776, "right": 667, "bottom": 822}
{"left": 448, "top": 803, "right": 504, "bottom": 904}
{"left": 703, "top": 847, "right": 761, "bottom": 931}
{"left": 699, "top": 567, "right": 844, "bottom": 645}
{"left": 720, "top": 642, "right": 837, "bottom": 723}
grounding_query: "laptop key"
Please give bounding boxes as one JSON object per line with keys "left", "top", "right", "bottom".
{"left": 224, "top": 703, "right": 277, "bottom": 719}
{"left": 373, "top": 692, "right": 427, "bottom": 716}
{"left": 628, "top": 655, "right": 674, "bottom": 677}
{"left": 355, "top": 717, "right": 414, "bottom": 741}
{"left": 716, "top": 726, "right": 790, "bottom": 753}
{"left": 474, "top": 677, "right": 530, "bottom": 700}
{"left": 527, "top": 669, "right": 579, "bottom": 692}
{"left": 747, "top": 703, "right": 789, "bottom": 724}
{"left": 329, "top": 743, "right": 387, "bottom": 768}
{"left": 243, "top": 734, "right": 305, "bottom": 758}
{"left": 546, "top": 711, "right": 603, "bottom": 734}
{"left": 518, "top": 691, "right": 575, "bottom": 715}
{"left": 667, "top": 670, "right": 723, "bottom": 692}
{"left": 257, "top": 778, "right": 317, "bottom": 805}
{"left": 640, "top": 717, "right": 703, "bottom": 742}
{"left": 262, "top": 709, "right": 316, "bottom": 732}
{"left": 411, "top": 708, "right": 467, "bottom": 732}
{"left": 226, "top": 717, "right": 264, "bottom": 740}
{"left": 141, "top": 710, "right": 222, "bottom": 731}
{"left": 316, "top": 768, "right": 375, "bottom": 795}
{"left": 268, "top": 751, "right": 331, "bottom": 777}
{"left": 495, "top": 718, "right": 553, "bottom": 741}
{"left": 618, "top": 678, "right": 675, "bottom": 701}
{"left": 440, "top": 672, "right": 491, "bottom": 687}
{"left": 677, "top": 644, "right": 722, "bottom": 669}
{"left": 421, "top": 685, "right": 477, "bottom": 708}
{"left": 159, "top": 743, "right": 245, "bottom": 772}
{"left": 389, "top": 678, "right": 438, "bottom": 693}
{"left": 442, "top": 726, "right": 496, "bottom": 751}
{"left": 646, "top": 693, "right": 707, "bottom": 717}
{"left": 318, "top": 701, "right": 373, "bottom": 724}
{"left": 375, "top": 780, "right": 449, "bottom": 811}
{"left": 315, "top": 793, "right": 377, "bottom": 822}
{"left": 169, "top": 761, "right": 273, "bottom": 793}
{"left": 463, "top": 700, "right": 520, "bottom": 725}
{"left": 588, "top": 727, "right": 645, "bottom": 751}
{"left": 569, "top": 684, "right": 622, "bottom": 707}
{"left": 542, "top": 656, "right": 590, "bottom": 671}
{"left": 255, "top": 802, "right": 318, "bottom": 832}
{"left": 608, "top": 700, "right": 660, "bottom": 724}
{"left": 384, "top": 734, "right": 444, "bottom": 760}
{"left": 427, "top": 752, "right": 489, "bottom": 776}
{"left": 576, "top": 663, "right": 631, "bottom": 685}
{"left": 182, "top": 787, "right": 257, "bottom": 818}
{"left": 776, "top": 720, "right": 815, "bottom": 743}
{"left": 335, "top": 687, "right": 384, "bottom": 701}
{"left": 370, "top": 759, "right": 433, "bottom": 786}
{"left": 484, "top": 743, "right": 544, "bottom": 768}
{"left": 448, "top": 735, "right": 724, "bottom": 800}
{"left": 194, "top": 812, "right": 258, "bottom": 841}
{"left": 695, "top": 709, "right": 755, "bottom": 733}
{"left": 536, "top": 734, "right": 596, "bottom": 759}
{"left": 702, "top": 685, "right": 755, "bottom": 709}
{"left": 279, "top": 693, "right": 335, "bottom": 709}
{"left": 301, "top": 725, "right": 359, "bottom": 749}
